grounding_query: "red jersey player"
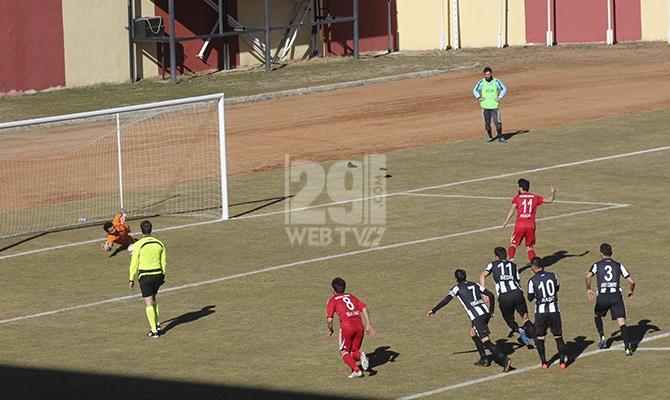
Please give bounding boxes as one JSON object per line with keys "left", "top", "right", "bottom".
{"left": 502, "top": 179, "right": 556, "bottom": 263}
{"left": 326, "top": 277, "right": 376, "bottom": 378}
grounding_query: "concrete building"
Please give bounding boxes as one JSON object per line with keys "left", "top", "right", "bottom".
{"left": 0, "top": 0, "right": 667, "bottom": 93}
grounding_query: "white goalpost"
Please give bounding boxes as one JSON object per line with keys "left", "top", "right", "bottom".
{"left": 0, "top": 93, "right": 228, "bottom": 238}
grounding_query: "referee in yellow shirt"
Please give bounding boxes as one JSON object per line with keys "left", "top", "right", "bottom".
{"left": 129, "top": 220, "right": 166, "bottom": 338}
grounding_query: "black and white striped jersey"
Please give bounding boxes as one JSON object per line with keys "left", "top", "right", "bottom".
{"left": 528, "top": 271, "right": 560, "bottom": 314}
{"left": 431, "top": 281, "right": 496, "bottom": 320}
{"left": 450, "top": 281, "right": 492, "bottom": 321}
{"left": 589, "top": 258, "right": 630, "bottom": 295}
{"left": 484, "top": 259, "right": 522, "bottom": 295}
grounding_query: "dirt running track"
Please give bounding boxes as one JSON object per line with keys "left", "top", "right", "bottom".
{"left": 225, "top": 46, "right": 670, "bottom": 175}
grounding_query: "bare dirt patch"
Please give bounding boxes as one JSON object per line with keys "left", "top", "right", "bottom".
{"left": 225, "top": 44, "right": 670, "bottom": 175}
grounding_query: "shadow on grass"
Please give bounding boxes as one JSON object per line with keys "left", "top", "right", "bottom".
{"left": 365, "top": 345, "right": 400, "bottom": 377}
{"left": 500, "top": 130, "right": 530, "bottom": 141}
{"left": 542, "top": 335, "right": 593, "bottom": 368}
{"left": 230, "top": 196, "right": 291, "bottom": 219}
{"left": 161, "top": 305, "right": 216, "bottom": 335}
{"left": 108, "top": 244, "right": 132, "bottom": 258}
{"left": 0, "top": 364, "right": 362, "bottom": 400}
{"left": 609, "top": 319, "right": 661, "bottom": 352}
{"left": 453, "top": 338, "right": 523, "bottom": 364}
{"left": 493, "top": 338, "right": 526, "bottom": 356}
{"left": 519, "top": 249, "right": 590, "bottom": 274}
{"left": 0, "top": 232, "right": 49, "bottom": 253}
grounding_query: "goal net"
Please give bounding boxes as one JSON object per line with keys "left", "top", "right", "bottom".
{"left": 0, "top": 93, "right": 228, "bottom": 238}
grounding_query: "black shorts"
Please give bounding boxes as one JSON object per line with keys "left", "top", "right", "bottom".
{"left": 535, "top": 312, "right": 563, "bottom": 337}
{"left": 498, "top": 290, "right": 528, "bottom": 324}
{"left": 139, "top": 274, "right": 165, "bottom": 298}
{"left": 471, "top": 314, "right": 492, "bottom": 339}
{"left": 594, "top": 293, "right": 626, "bottom": 320}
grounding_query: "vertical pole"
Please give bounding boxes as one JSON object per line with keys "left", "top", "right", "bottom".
{"left": 440, "top": 0, "right": 446, "bottom": 50}
{"left": 128, "top": 0, "right": 135, "bottom": 83}
{"left": 453, "top": 0, "right": 459, "bottom": 49}
{"left": 161, "top": 43, "right": 165, "bottom": 80}
{"left": 606, "top": 0, "right": 613, "bottom": 44}
{"left": 311, "top": 0, "right": 318, "bottom": 57}
{"left": 353, "top": 0, "right": 359, "bottom": 59}
{"left": 169, "top": 0, "right": 177, "bottom": 83}
{"left": 116, "top": 114, "right": 125, "bottom": 209}
{"left": 387, "top": 0, "right": 392, "bottom": 53}
{"left": 546, "top": 0, "right": 553, "bottom": 46}
{"left": 265, "top": 0, "right": 272, "bottom": 71}
{"left": 218, "top": 95, "right": 229, "bottom": 220}
{"left": 219, "top": 0, "right": 228, "bottom": 70}
{"left": 668, "top": 0, "right": 670, "bottom": 44}
{"left": 497, "top": 0, "right": 503, "bottom": 48}
{"left": 224, "top": 0, "right": 230, "bottom": 70}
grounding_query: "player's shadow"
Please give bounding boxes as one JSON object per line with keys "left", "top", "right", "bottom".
{"left": 108, "top": 244, "right": 131, "bottom": 258}
{"left": 545, "top": 335, "right": 592, "bottom": 367}
{"left": 493, "top": 338, "right": 526, "bottom": 355}
{"left": 453, "top": 338, "right": 523, "bottom": 358}
{"left": 365, "top": 346, "right": 400, "bottom": 376}
{"left": 452, "top": 339, "right": 520, "bottom": 370}
{"left": 505, "top": 329, "right": 535, "bottom": 349}
{"left": 160, "top": 305, "right": 216, "bottom": 335}
{"left": 519, "top": 250, "right": 590, "bottom": 273}
{"left": 609, "top": 319, "right": 660, "bottom": 352}
{"left": 500, "top": 130, "right": 529, "bottom": 141}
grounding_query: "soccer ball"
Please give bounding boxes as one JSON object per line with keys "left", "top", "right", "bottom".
{"left": 127, "top": 243, "right": 134, "bottom": 254}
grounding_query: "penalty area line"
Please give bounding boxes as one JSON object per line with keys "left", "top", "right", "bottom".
{"left": 395, "top": 331, "right": 670, "bottom": 400}
{"left": 0, "top": 218, "right": 224, "bottom": 261}
{"left": 0, "top": 205, "right": 625, "bottom": 326}
{"left": 631, "top": 347, "right": 670, "bottom": 351}
{"left": 239, "top": 144, "right": 663, "bottom": 221}
{"left": 401, "top": 193, "right": 628, "bottom": 207}
{"left": 1, "top": 144, "right": 656, "bottom": 259}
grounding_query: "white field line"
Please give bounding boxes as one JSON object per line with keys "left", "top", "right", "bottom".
{"left": 0, "top": 146, "right": 663, "bottom": 396}
{"left": 0, "top": 218, "right": 225, "bottom": 261}
{"left": 395, "top": 331, "right": 670, "bottom": 400}
{"left": 0, "top": 144, "right": 646, "bottom": 261}
{"left": 0, "top": 204, "right": 625, "bottom": 326}
{"left": 0, "top": 145, "right": 662, "bottom": 318}
{"left": 237, "top": 145, "right": 669, "bottom": 220}
{"left": 402, "top": 145, "right": 670, "bottom": 194}
{"left": 401, "top": 193, "right": 626, "bottom": 207}
{"left": 632, "top": 347, "right": 670, "bottom": 350}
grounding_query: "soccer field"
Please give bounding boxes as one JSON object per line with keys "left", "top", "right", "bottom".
{"left": 1, "top": 106, "right": 669, "bottom": 399}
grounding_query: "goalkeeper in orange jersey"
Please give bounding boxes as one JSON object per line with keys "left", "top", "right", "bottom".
{"left": 102, "top": 208, "right": 135, "bottom": 253}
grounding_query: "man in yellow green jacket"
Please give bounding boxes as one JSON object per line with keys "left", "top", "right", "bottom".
{"left": 473, "top": 66, "right": 508, "bottom": 143}
{"left": 129, "top": 220, "right": 166, "bottom": 338}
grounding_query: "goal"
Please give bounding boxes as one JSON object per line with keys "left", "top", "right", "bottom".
{"left": 0, "top": 94, "right": 228, "bottom": 238}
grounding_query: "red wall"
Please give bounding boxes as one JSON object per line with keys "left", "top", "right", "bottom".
{"left": 556, "top": 0, "right": 607, "bottom": 43}
{"left": 323, "top": 0, "right": 397, "bottom": 55}
{"left": 0, "top": 1, "right": 66, "bottom": 93}
{"left": 613, "top": 0, "right": 641, "bottom": 42}
{"left": 525, "top": 0, "right": 641, "bottom": 44}
{"left": 524, "top": 0, "right": 547, "bottom": 44}
{"left": 153, "top": 0, "right": 239, "bottom": 75}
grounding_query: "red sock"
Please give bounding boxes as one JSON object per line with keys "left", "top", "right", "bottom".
{"left": 342, "top": 353, "right": 359, "bottom": 371}
{"left": 508, "top": 245, "right": 516, "bottom": 260}
{"left": 351, "top": 350, "right": 361, "bottom": 361}
{"left": 528, "top": 249, "right": 536, "bottom": 262}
